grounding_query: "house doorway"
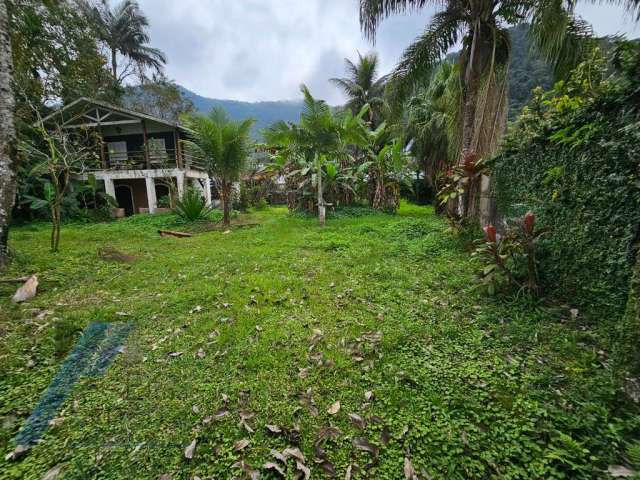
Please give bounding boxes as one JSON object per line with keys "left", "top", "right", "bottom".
{"left": 155, "top": 183, "right": 171, "bottom": 208}
{"left": 115, "top": 185, "right": 135, "bottom": 216}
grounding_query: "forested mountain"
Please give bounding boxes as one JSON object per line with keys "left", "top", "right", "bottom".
{"left": 179, "top": 87, "right": 305, "bottom": 137}
{"left": 506, "top": 24, "right": 554, "bottom": 118}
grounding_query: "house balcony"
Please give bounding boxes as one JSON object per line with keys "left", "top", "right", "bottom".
{"left": 93, "top": 148, "right": 206, "bottom": 173}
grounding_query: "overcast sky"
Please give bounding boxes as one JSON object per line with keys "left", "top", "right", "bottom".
{"left": 137, "top": 0, "right": 639, "bottom": 104}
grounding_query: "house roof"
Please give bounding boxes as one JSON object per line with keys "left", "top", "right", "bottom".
{"left": 40, "top": 97, "right": 191, "bottom": 132}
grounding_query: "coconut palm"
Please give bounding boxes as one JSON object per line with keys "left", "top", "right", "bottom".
{"left": 181, "top": 108, "right": 255, "bottom": 226}
{"left": 330, "top": 52, "right": 387, "bottom": 125}
{"left": 360, "top": 0, "right": 598, "bottom": 220}
{"left": 82, "top": 0, "right": 166, "bottom": 82}
{"left": 406, "top": 61, "right": 462, "bottom": 195}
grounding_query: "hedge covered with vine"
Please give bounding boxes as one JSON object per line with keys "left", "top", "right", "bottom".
{"left": 491, "top": 44, "right": 640, "bottom": 318}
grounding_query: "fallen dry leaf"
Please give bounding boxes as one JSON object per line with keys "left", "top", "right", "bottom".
{"left": 404, "top": 457, "right": 418, "bottom": 479}
{"left": 380, "top": 426, "right": 391, "bottom": 446}
{"left": 213, "top": 409, "right": 229, "bottom": 420}
{"left": 317, "top": 426, "right": 342, "bottom": 441}
{"left": 348, "top": 413, "right": 366, "bottom": 430}
{"left": 271, "top": 449, "right": 287, "bottom": 463}
{"left": 233, "top": 438, "right": 250, "bottom": 451}
{"left": 296, "top": 460, "right": 311, "bottom": 480}
{"left": 184, "top": 439, "right": 196, "bottom": 459}
{"left": 319, "top": 460, "right": 337, "bottom": 477}
{"left": 353, "top": 437, "right": 379, "bottom": 457}
{"left": 266, "top": 424, "right": 282, "bottom": 434}
{"left": 283, "top": 447, "right": 305, "bottom": 463}
{"left": 327, "top": 401, "right": 341, "bottom": 415}
{"left": 5, "top": 444, "right": 29, "bottom": 461}
{"left": 41, "top": 464, "right": 63, "bottom": 480}
{"left": 364, "top": 391, "right": 374, "bottom": 401}
{"left": 264, "top": 461, "right": 286, "bottom": 476}
{"left": 608, "top": 465, "right": 635, "bottom": 478}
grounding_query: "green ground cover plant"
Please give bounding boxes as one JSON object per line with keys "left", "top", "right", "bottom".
{"left": 1, "top": 205, "right": 639, "bottom": 479}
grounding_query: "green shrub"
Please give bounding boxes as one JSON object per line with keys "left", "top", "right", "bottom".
{"left": 490, "top": 43, "right": 640, "bottom": 317}
{"left": 174, "top": 187, "right": 212, "bottom": 221}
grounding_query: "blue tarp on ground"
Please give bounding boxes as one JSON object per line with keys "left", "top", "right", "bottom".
{"left": 14, "top": 321, "right": 133, "bottom": 447}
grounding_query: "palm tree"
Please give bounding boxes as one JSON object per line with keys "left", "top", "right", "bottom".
{"left": 0, "top": 0, "right": 16, "bottom": 266}
{"left": 330, "top": 52, "right": 387, "bottom": 125}
{"left": 264, "top": 85, "right": 369, "bottom": 225}
{"left": 181, "top": 108, "right": 255, "bottom": 226}
{"left": 406, "top": 61, "right": 461, "bottom": 197}
{"left": 359, "top": 0, "right": 597, "bottom": 221}
{"left": 82, "top": 0, "right": 166, "bottom": 83}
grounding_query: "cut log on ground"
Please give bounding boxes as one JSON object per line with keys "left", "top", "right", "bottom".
{"left": 0, "top": 276, "right": 30, "bottom": 283}
{"left": 158, "top": 230, "right": 193, "bottom": 238}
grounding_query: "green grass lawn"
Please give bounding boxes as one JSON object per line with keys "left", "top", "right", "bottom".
{"left": 1, "top": 204, "right": 638, "bottom": 479}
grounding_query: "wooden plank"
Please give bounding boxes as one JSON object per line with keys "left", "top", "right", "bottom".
{"left": 158, "top": 230, "right": 193, "bottom": 238}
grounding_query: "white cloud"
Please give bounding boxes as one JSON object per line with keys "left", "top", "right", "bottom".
{"left": 137, "top": 0, "right": 638, "bottom": 103}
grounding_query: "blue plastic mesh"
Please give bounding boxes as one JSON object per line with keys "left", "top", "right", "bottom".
{"left": 14, "top": 321, "right": 133, "bottom": 447}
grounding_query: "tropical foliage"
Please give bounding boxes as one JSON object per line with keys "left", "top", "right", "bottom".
{"left": 491, "top": 42, "right": 640, "bottom": 316}
{"left": 264, "top": 85, "right": 412, "bottom": 219}
{"left": 359, "top": 0, "right": 603, "bottom": 221}
{"left": 330, "top": 51, "right": 387, "bottom": 126}
{"left": 19, "top": 121, "right": 99, "bottom": 251}
{"left": 174, "top": 186, "right": 212, "bottom": 222}
{"left": 181, "top": 108, "right": 255, "bottom": 225}
{"left": 80, "top": 0, "right": 166, "bottom": 83}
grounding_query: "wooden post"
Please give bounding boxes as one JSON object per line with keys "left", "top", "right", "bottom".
{"left": 174, "top": 129, "right": 182, "bottom": 168}
{"left": 142, "top": 120, "right": 150, "bottom": 169}
{"left": 98, "top": 127, "right": 106, "bottom": 168}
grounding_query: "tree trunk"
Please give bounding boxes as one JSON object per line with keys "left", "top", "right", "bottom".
{"left": 0, "top": 1, "right": 16, "bottom": 267}
{"left": 317, "top": 159, "right": 325, "bottom": 227}
{"left": 221, "top": 180, "right": 231, "bottom": 226}
{"left": 111, "top": 48, "right": 118, "bottom": 80}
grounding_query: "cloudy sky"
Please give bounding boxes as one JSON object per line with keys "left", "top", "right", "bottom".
{"left": 137, "top": 0, "right": 639, "bottom": 104}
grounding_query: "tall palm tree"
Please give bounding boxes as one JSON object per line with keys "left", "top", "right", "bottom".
{"left": 406, "top": 61, "right": 461, "bottom": 194}
{"left": 360, "top": 0, "right": 597, "bottom": 220}
{"left": 330, "top": 52, "right": 387, "bottom": 125}
{"left": 82, "top": 0, "right": 166, "bottom": 83}
{"left": 0, "top": 0, "right": 16, "bottom": 266}
{"left": 181, "top": 108, "right": 255, "bottom": 226}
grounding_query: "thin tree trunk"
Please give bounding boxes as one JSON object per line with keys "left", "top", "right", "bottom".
{"left": 317, "top": 158, "right": 325, "bottom": 227}
{"left": 111, "top": 48, "right": 118, "bottom": 80}
{"left": 221, "top": 180, "right": 231, "bottom": 226}
{"left": 0, "top": 1, "right": 16, "bottom": 266}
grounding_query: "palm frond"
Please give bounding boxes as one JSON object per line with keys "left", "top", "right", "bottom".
{"left": 391, "top": 6, "right": 464, "bottom": 105}
{"left": 360, "top": 0, "right": 431, "bottom": 39}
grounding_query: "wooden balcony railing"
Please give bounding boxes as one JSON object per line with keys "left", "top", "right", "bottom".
{"left": 94, "top": 148, "right": 207, "bottom": 172}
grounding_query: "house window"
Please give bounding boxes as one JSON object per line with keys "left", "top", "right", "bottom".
{"left": 107, "top": 141, "right": 127, "bottom": 166}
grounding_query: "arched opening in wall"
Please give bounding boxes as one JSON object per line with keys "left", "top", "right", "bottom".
{"left": 115, "top": 185, "right": 135, "bottom": 216}
{"left": 155, "top": 183, "right": 171, "bottom": 208}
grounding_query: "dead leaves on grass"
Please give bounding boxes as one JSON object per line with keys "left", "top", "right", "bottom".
{"left": 183, "top": 439, "right": 196, "bottom": 459}
{"left": 327, "top": 401, "right": 341, "bottom": 415}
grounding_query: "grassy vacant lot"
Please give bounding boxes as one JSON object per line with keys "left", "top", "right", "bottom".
{"left": 1, "top": 204, "right": 638, "bottom": 479}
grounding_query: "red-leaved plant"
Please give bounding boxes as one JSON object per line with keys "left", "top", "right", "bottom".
{"left": 472, "top": 212, "right": 549, "bottom": 295}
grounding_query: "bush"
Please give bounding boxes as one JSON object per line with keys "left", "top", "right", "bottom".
{"left": 174, "top": 187, "right": 212, "bottom": 221}
{"left": 490, "top": 44, "right": 640, "bottom": 317}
